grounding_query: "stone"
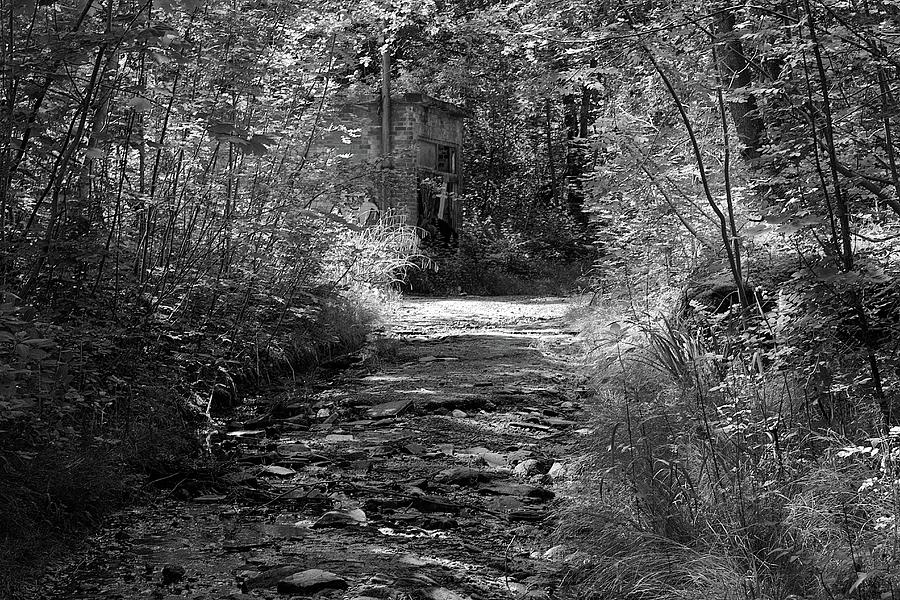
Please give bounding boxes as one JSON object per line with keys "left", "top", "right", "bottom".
{"left": 366, "top": 399, "right": 413, "bottom": 419}
{"left": 277, "top": 569, "right": 348, "bottom": 594}
{"left": 423, "top": 587, "right": 468, "bottom": 600}
{"left": 510, "top": 421, "right": 552, "bottom": 432}
{"left": 478, "top": 482, "right": 554, "bottom": 500}
{"left": 226, "top": 429, "right": 266, "bottom": 437}
{"left": 451, "top": 409, "right": 468, "bottom": 418}
{"left": 311, "top": 509, "right": 366, "bottom": 528}
{"left": 259, "top": 465, "right": 296, "bottom": 477}
{"left": 433, "top": 467, "right": 490, "bottom": 487}
{"left": 512, "top": 459, "right": 543, "bottom": 477}
{"left": 544, "top": 417, "right": 576, "bottom": 428}
{"left": 404, "top": 442, "right": 427, "bottom": 456}
{"left": 419, "top": 515, "right": 459, "bottom": 530}
{"left": 161, "top": 564, "right": 185, "bottom": 585}
{"left": 547, "top": 462, "right": 565, "bottom": 479}
{"left": 193, "top": 494, "right": 227, "bottom": 503}
{"left": 542, "top": 545, "right": 568, "bottom": 560}
{"left": 324, "top": 433, "right": 355, "bottom": 443}
{"left": 411, "top": 494, "right": 461, "bottom": 514}
{"left": 242, "top": 565, "right": 306, "bottom": 592}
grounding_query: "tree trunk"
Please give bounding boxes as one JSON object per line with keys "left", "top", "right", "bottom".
{"left": 711, "top": 6, "right": 765, "bottom": 159}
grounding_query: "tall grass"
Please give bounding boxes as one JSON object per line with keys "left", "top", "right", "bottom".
{"left": 560, "top": 288, "right": 900, "bottom": 600}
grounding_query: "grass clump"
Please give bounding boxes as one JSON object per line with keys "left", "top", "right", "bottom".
{"left": 559, "top": 275, "right": 900, "bottom": 600}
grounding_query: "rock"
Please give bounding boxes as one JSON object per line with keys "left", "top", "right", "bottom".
{"left": 316, "top": 408, "right": 331, "bottom": 418}
{"left": 510, "top": 421, "right": 552, "bottom": 432}
{"left": 433, "top": 467, "right": 490, "bottom": 486}
{"left": 419, "top": 515, "right": 458, "bottom": 530}
{"left": 366, "top": 399, "right": 413, "bottom": 419}
{"left": 277, "top": 569, "right": 348, "bottom": 594}
{"left": 508, "top": 509, "right": 549, "bottom": 522}
{"left": 259, "top": 465, "right": 296, "bottom": 477}
{"left": 512, "top": 459, "right": 547, "bottom": 477}
{"left": 277, "top": 443, "right": 311, "bottom": 456}
{"left": 411, "top": 494, "right": 461, "bottom": 514}
{"left": 404, "top": 442, "right": 427, "bottom": 456}
{"left": 547, "top": 462, "right": 565, "bottom": 479}
{"left": 478, "top": 482, "right": 554, "bottom": 500}
{"left": 451, "top": 409, "right": 468, "bottom": 418}
{"left": 324, "top": 433, "right": 355, "bottom": 443}
{"left": 225, "top": 429, "right": 266, "bottom": 437}
{"left": 422, "top": 397, "right": 486, "bottom": 413}
{"left": 544, "top": 417, "right": 576, "bottom": 428}
{"left": 458, "top": 447, "right": 506, "bottom": 468}
{"left": 423, "top": 587, "right": 469, "bottom": 600}
{"left": 311, "top": 509, "right": 366, "bottom": 528}
{"left": 355, "top": 586, "right": 397, "bottom": 599}
{"left": 161, "top": 564, "right": 185, "bottom": 585}
{"left": 193, "top": 494, "right": 227, "bottom": 503}
{"left": 542, "top": 545, "right": 568, "bottom": 560}
{"left": 399, "top": 554, "right": 428, "bottom": 566}
{"left": 242, "top": 565, "right": 307, "bottom": 591}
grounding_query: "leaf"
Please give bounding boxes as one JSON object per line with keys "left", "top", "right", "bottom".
{"left": 849, "top": 572, "right": 869, "bottom": 594}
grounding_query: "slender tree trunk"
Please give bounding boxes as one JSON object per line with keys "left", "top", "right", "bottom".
{"left": 711, "top": 4, "right": 765, "bottom": 159}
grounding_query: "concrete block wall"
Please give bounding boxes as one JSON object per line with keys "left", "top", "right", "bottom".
{"left": 313, "top": 94, "right": 467, "bottom": 226}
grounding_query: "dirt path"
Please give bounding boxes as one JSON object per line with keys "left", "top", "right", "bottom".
{"left": 32, "top": 296, "right": 589, "bottom": 600}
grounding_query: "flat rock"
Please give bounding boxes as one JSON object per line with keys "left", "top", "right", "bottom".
{"left": 366, "top": 399, "right": 413, "bottom": 419}
{"left": 544, "top": 417, "right": 577, "bottom": 428}
{"left": 423, "top": 587, "right": 469, "bottom": 600}
{"left": 226, "top": 429, "right": 266, "bottom": 437}
{"left": 412, "top": 494, "right": 460, "bottom": 514}
{"left": 311, "top": 509, "right": 367, "bottom": 528}
{"left": 478, "top": 482, "right": 554, "bottom": 500}
{"left": 433, "top": 467, "right": 491, "bottom": 487}
{"left": 242, "top": 565, "right": 307, "bottom": 591}
{"left": 510, "top": 421, "right": 552, "bottom": 432}
{"left": 458, "top": 447, "right": 507, "bottom": 468}
{"left": 419, "top": 515, "right": 459, "bottom": 530}
{"left": 513, "top": 459, "right": 549, "bottom": 477}
{"left": 277, "top": 569, "right": 348, "bottom": 594}
{"left": 259, "top": 465, "right": 296, "bottom": 477}
{"left": 193, "top": 494, "right": 227, "bottom": 503}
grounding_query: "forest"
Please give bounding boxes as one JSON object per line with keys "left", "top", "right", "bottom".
{"left": 2, "top": 0, "right": 900, "bottom": 598}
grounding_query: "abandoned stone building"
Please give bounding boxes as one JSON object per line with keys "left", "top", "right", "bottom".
{"left": 318, "top": 93, "right": 469, "bottom": 239}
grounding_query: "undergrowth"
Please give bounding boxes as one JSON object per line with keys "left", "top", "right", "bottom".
{"left": 402, "top": 225, "right": 592, "bottom": 296}
{"left": 0, "top": 213, "right": 416, "bottom": 597}
{"left": 559, "top": 257, "right": 900, "bottom": 600}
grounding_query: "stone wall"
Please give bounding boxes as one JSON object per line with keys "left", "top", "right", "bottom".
{"left": 313, "top": 94, "right": 466, "bottom": 226}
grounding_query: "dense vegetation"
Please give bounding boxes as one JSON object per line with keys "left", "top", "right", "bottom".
{"left": 2, "top": 0, "right": 900, "bottom": 597}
